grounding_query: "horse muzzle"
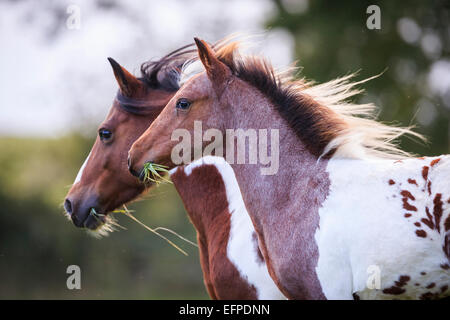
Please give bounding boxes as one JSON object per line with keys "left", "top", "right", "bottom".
{"left": 64, "top": 196, "right": 105, "bottom": 230}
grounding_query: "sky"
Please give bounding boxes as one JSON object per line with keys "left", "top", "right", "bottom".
{"left": 0, "top": 0, "right": 294, "bottom": 137}
{"left": 1, "top": 0, "right": 448, "bottom": 138}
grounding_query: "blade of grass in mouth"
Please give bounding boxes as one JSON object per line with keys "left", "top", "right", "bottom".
{"left": 89, "top": 208, "right": 126, "bottom": 230}
{"left": 142, "top": 163, "right": 172, "bottom": 184}
{"left": 89, "top": 207, "right": 104, "bottom": 224}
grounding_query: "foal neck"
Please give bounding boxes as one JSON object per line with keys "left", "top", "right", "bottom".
{"left": 169, "top": 164, "right": 230, "bottom": 240}
{"left": 221, "top": 82, "right": 330, "bottom": 299}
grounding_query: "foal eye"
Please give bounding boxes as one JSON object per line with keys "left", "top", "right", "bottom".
{"left": 175, "top": 98, "right": 192, "bottom": 111}
{"left": 98, "top": 129, "right": 113, "bottom": 142}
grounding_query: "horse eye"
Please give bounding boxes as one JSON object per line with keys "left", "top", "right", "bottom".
{"left": 99, "top": 129, "right": 113, "bottom": 142}
{"left": 175, "top": 98, "right": 192, "bottom": 111}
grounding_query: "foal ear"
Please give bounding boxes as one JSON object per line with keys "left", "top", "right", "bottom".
{"left": 107, "top": 57, "right": 142, "bottom": 97}
{"left": 194, "top": 38, "right": 231, "bottom": 94}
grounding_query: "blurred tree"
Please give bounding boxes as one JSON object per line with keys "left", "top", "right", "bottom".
{"left": 268, "top": 0, "right": 450, "bottom": 155}
{"left": 0, "top": 135, "right": 207, "bottom": 299}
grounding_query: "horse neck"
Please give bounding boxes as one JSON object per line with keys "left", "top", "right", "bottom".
{"left": 222, "top": 84, "right": 330, "bottom": 233}
{"left": 222, "top": 85, "right": 330, "bottom": 298}
{"left": 170, "top": 165, "right": 231, "bottom": 245}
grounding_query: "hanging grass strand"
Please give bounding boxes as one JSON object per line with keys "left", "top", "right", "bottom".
{"left": 119, "top": 205, "right": 192, "bottom": 256}
{"left": 153, "top": 227, "right": 198, "bottom": 248}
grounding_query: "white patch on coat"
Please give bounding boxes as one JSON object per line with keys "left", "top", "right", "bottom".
{"left": 74, "top": 152, "right": 91, "bottom": 184}
{"left": 315, "top": 156, "right": 450, "bottom": 299}
{"left": 178, "top": 156, "right": 286, "bottom": 300}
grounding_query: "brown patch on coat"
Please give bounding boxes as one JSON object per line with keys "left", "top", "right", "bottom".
{"left": 421, "top": 207, "right": 435, "bottom": 230}
{"left": 171, "top": 165, "right": 258, "bottom": 299}
{"left": 418, "top": 196, "right": 446, "bottom": 250}
{"left": 421, "top": 217, "right": 434, "bottom": 230}
{"left": 444, "top": 235, "right": 450, "bottom": 260}
{"left": 404, "top": 213, "right": 412, "bottom": 218}
{"left": 401, "top": 190, "right": 418, "bottom": 211}
{"left": 395, "top": 275, "right": 410, "bottom": 287}
{"left": 420, "top": 292, "right": 440, "bottom": 300}
{"left": 445, "top": 216, "right": 450, "bottom": 232}
{"left": 416, "top": 230, "right": 427, "bottom": 238}
{"left": 430, "top": 158, "right": 441, "bottom": 166}
{"left": 383, "top": 286, "right": 405, "bottom": 295}
{"left": 433, "top": 193, "right": 443, "bottom": 233}
{"left": 426, "top": 282, "right": 436, "bottom": 289}
{"left": 383, "top": 275, "right": 410, "bottom": 295}
{"left": 422, "top": 166, "right": 429, "bottom": 181}
{"left": 388, "top": 179, "right": 396, "bottom": 185}
{"left": 408, "top": 178, "right": 418, "bottom": 186}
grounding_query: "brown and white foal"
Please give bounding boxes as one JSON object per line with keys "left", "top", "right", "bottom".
{"left": 128, "top": 38, "right": 450, "bottom": 300}
{"left": 64, "top": 47, "right": 283, "bottom": 299}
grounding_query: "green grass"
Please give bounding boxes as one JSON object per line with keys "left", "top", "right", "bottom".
{"left": 142, "top": 162, "right": 172, "bottom": 184}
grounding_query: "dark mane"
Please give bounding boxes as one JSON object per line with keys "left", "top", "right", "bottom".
{"left": 140, "top": 44, "right": 197, "bottom": 91}
{"left": 115, "top": 92, "right": 164, "bottom": 116}
{"left": 218, "top": 52, "right": 347, "bottom": 157}
{"left": 115, "top": 44, "right": 197, "bottom": 116}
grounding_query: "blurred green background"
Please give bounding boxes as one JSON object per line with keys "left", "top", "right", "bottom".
{"left": 0, "top": 0, "right": 449, "bottom": 299}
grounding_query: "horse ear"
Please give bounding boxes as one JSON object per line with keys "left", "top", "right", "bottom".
{"left": 194, "top": 38, "right": 231, "bottom": 94}
{"left": 107, "top": 57, "right": 142, "bottom": 97}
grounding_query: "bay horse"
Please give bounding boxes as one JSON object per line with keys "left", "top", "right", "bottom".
{"left": 64, "top": 46, "right": 192, "bottom": 234}
{"left": 128, "top": 38, "right": 450, "bottom": 299}
{"left": 64, "top": 44, "right": 283, "bottom": 299}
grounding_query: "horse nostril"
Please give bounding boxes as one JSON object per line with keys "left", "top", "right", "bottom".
{"left": 129, "top": 166, "right": 141, "bottom": 178}
{"left": 128, "top": 156, "right": 142, "bottom": 178}
{"left": 64, "top": 199, "right": 73, "bottom": 215}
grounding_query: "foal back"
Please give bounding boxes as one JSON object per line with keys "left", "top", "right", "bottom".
{"left": 316, "top": 155, "right": 450, "bottom": 299}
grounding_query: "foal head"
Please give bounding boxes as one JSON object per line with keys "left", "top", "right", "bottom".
{"left": 128, "top": 38, "right": 250, "bottom": 175}
{"left": 128, "top": 37, "right": 423, "bottom": 178}
{"left": 64, "top": 47, "right": 193, "bottom": 234}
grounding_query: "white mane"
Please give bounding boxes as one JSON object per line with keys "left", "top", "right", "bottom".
{"left": 179, "top": 35, "right": 426, "bottom": 160}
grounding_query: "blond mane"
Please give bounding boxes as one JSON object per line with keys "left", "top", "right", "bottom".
{"left": 181, "top": 36, "right": 425, "bottom": 160}
{"left": 300, "top": 75, "right": 426, "bottom": 159}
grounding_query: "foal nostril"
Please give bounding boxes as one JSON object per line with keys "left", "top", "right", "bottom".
{"left": 129, "top": 166, "right": 142, "bottom": 178}
{"left": 128, "top": 157, "right": 142, "bottom": 178}
{"left": 64, "top": 199, "right": 73, "bottom": 215}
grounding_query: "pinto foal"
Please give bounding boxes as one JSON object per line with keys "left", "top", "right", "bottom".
{"left": 64, "top": 46, "right": 282, "bottom": 299}
{"left": 128, "top": 38, "right": 450, "bottom": 300}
